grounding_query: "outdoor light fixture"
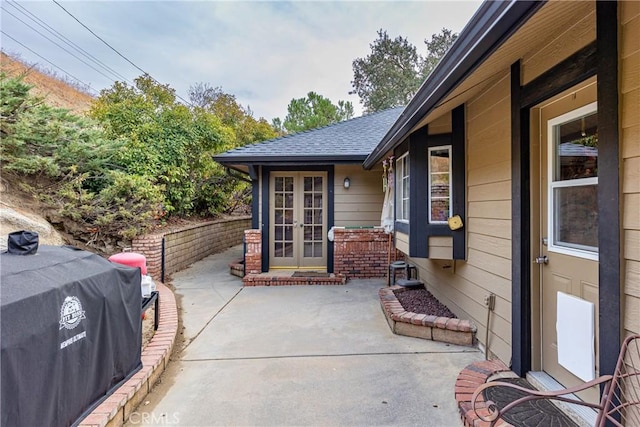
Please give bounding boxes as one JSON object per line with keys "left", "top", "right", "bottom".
{"left": 343, "top": 177, "right": 350, "bottom": 189}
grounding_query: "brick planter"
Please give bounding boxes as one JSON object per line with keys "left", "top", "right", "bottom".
{"left": 379, "top": 286, "right": 476, "bottom": 346}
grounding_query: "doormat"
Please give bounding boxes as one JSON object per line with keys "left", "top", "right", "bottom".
{"left": 483, "top": 378, "right": 578, "bottom": 427}
{"left": 291, "top": 271, "right": 330, "bottom": 278}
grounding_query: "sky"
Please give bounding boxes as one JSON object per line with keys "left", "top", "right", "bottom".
{"left": 1, "top": 1, "right": 482, "bottom": 122}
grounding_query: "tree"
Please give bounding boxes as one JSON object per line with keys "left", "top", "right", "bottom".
{"left": 422, "top": 28, "right": 458, "bottom": 78}
{"left": 279, "top": 91, "right": 354, "bottom": 133}
{"left": 91, "top": 75, "right": 232, "bottom": 216}
{"left": 188, "top": 82, "right": 278, "bottom": 146}
{"left": 351, "top": 28, "right": 457, "bottom": 113}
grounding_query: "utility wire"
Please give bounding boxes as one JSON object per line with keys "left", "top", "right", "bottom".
{"left": 1, "top": 30, "right": 98, "bottom": 95}
{"left": 51, "top": 0, "right": 193, "bottom": 106}
{"left": 2, "top": 6, "right": 122, "bottom": 83}
{"left": 6, "top": 1, "right": 131, "bottom": 83}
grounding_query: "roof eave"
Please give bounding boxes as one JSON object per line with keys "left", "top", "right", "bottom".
{"left": 214, "top": 154, "right": 368, "bottom": 166}
{"left": 363, "top": 0, "right": 545, "bottom": 170}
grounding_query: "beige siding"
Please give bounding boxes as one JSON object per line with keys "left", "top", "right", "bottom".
{"left": 428, "top": 113, "right": 452, "bottom": 135}
{"left": 521, "top": 3, "right": 595, "bottom": 84}
{"left": 334, "top": 165, "right": 385, "bottom": 227}
{"left": 395, "top": 232, "right": 409, "bottom": 254}
{"left": 408, "top": 74, "right": 514, "bottom": 363}
{"left": 428, "top": 236, "right": 452, "bottom": 260}
{"left": 621, "top": 1, "right": 640, "bottom": 336}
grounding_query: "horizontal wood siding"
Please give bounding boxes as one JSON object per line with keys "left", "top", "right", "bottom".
{"left": 521, "top": 3, "right": 595, "bottom": 85}
{"left": 621, "top": 1, "right": 640, "bottom": 337}
{"left": 410, "top": 75, "right": 514, "bottom": 363}
{"left": 395, "top": 232, "right": 409, "bottom": 254}
{"left": 334, "top": 165, "right": 384, "bottom": 227}
{"left": 428, "top": 236, "right": 453, "bottom": 259}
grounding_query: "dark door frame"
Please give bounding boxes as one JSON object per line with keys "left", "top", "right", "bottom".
{"left": 510, "top": 1, "right": 620, "bottom": 380}
{"left": 260, "top": 166, "right": 335, "bottom": 273}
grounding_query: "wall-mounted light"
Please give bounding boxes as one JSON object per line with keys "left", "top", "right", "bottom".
{"left": 343, "top": 177, "right": 350, "bottom": 189}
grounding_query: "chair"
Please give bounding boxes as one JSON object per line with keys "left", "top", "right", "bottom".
{"left": 471, "top": 334, "right": 640, "bottom": 426}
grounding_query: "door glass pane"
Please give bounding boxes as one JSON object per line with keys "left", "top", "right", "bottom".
{"left": 284, "top": 242, "right": 293, "bottom": 257}
{"left": 549, "top": 104, "right": 598, "bottom": 257}
{"left": 304, "top": 177, "right": 312, "bottom": 192}
{"left": 285, "top": 177, "right": 294, "bottom": 191}
{"left": 553, "top": 185, "right": 598, "bottom": 250}
{"left": 304, "top": 242, "right": 312, "bottom": 257}
{"left": 274, "top": 175, "right": 295, "bottom": 259}
{"left": 554, "top": 112, "right": 598, "bottom": 181}
{"left": 314, "top": 177, "right": 323, "bottom": 191}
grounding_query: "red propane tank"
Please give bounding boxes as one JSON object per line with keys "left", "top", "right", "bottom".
{"left": 108, "top": 252, "right": 147, "bottom": 275}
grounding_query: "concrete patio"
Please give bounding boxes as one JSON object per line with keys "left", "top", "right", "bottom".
{"left": 129, "top": 245, "right": 482, "bottom": 426}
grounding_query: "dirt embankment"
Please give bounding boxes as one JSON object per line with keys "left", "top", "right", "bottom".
{"left": 1, "top": 52, "right": 94, "bottom": 114}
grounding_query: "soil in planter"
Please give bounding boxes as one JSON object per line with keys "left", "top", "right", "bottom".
{"left": 393, "top": 287, "right": 457, "bottom": 319}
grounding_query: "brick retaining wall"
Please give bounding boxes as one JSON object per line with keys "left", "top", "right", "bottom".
{"left": 132, "top": 216, "right": 250, "bottom": 280}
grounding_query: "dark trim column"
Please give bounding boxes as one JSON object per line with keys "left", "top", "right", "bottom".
{"left": 511, "top": 60, "right": 531, "bottom": 376}
{"left": 409, "top": 127, "right": 429, "bottom": 258}
{"left": 596, "top": 0, "right": 620, "bottom": 381}
{"left": 327, "top": 168, "right": 335, "bottom": 273}
{"left": 451, "top": 105, "right": 467, "bottom": 260}
{"left": 261, "top": 167, "right": 270, "bottom": 272}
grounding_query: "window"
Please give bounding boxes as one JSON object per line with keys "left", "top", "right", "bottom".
{"left": 548, "top": 102, "right": 598, "bottom": 260}
{"left": 396, "top": 153, "right": 409, "bottom": 222}
{"left": 428, "top": 146, "right": 452, "bottom": 223}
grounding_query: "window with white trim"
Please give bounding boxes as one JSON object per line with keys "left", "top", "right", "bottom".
{"left": 396, "top": 153, "right": 409, "bottom": 222}
{"left": 547, "top": 102, "right": 598, "bottom": 260}
{"left": 428, "top": 146, "right": 452, "bottom": 223}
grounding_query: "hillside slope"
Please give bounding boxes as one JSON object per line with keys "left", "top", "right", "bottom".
{"left": 1, "top": 51, "right": 95, "bottom": 248}
{"left": 1, "top": 52, "right": 94, "bottom": 114}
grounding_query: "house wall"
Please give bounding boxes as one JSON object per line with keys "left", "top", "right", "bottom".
{"left": 409, "top": 74, "right": 514, "bottom": 363}
{"left": 405, "top": 4, "right": 603, "bottom": 364}
{"left": 334, "top": 164, "right": 385, "bottom": 227}
{"left": 621, "top": 1, "right": 640, "bottom": 337}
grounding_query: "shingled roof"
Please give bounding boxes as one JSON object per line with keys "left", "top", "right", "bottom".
{"left": 214, "top": 107, "right": 404, "bottom": 166}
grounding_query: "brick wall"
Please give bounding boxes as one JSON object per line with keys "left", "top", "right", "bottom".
{"left": 333, "top": 228, "right": 402, "bottom": 279}
{"left": 131, "top": 216, "right": 251, "bottom": 280}
{"left": 244, "top": 229, "right": 262, "bottom": 274}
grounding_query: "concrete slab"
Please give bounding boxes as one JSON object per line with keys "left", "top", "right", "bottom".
{"left": 136, "top": 352, "right": 480, "bottom": 426}
{"left": 130, "top": 245, "right": 483, "bottom": 426}
{"left": 184, "top": 281, "right": 476, "bottom": 361}
{"left": 171, "top": 246, "right": 244, "bottom": 344}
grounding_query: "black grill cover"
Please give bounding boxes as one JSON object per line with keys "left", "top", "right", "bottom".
{"left": 1, "top": 246, "right": 142, "bottom": 426}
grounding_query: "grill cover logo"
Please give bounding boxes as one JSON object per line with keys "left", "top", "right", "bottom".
{"left": 59, "top": 296, "right": 86, "bottom": 330}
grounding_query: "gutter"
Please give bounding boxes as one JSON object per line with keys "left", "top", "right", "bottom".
{"left": 362, "top": 0, "right": 544, "bottom": 170}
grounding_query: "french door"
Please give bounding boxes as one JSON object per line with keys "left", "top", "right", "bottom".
{"left": 269, "top": 172, "right": 327, "bottom": 269}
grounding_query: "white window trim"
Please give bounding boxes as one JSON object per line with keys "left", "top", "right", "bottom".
{"left": 396, "top": 153, "right": 410, "bottom": 223}
{"left": 428, "top": 145, "right": 452, "bottom": 224}
{"left": 547, "top": 101, "right": 598, "bottom": 261}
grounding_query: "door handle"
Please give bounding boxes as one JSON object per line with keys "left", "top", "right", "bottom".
{"left": 535, "top": 255, "right": 549, "bottom": 265}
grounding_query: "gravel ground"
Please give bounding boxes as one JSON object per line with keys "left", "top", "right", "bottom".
{"left": 393, "top": 287, "right": 457, "bottom": 318}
